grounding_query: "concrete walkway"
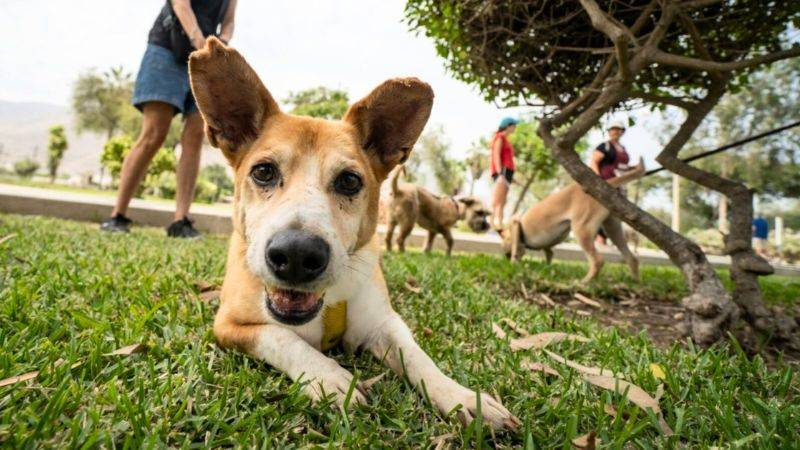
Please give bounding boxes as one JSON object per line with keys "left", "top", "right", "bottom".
{"left": 2, "top": 182, "right": 798, "bottom": 277}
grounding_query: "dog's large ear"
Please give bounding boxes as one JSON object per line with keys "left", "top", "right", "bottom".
{"left": 457, "top": 197, "right": 476, "bottom": 207}
{"left": 189, "top": 37, "right": 281, "bottom": 162}
{"left": 344, "top": 78, "right": 433, "bottom": 180}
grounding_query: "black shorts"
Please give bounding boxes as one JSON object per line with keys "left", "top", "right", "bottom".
{"left": 492, "top": 169, "right": 514, "bottom": 184}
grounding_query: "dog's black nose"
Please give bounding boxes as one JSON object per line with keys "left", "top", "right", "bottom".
{"left": 266, "top": 229, "right": 330, "bottom": 284}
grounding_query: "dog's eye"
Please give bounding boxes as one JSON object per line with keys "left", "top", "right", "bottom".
{"left": 251, "top": 163, "right": 279, "bottom": 187}
{"left": 333, "top": 171, "right": 363, "bottom": 196}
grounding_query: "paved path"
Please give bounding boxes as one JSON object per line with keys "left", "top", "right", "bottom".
{"left": 2, "top": 182, "right": 798, "bottom": 277}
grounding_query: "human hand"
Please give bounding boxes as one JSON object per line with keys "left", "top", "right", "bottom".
{"left": 192, "top": 34, "right": 206, "bottom": 50}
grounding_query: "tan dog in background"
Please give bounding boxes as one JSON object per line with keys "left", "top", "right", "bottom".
{"left": 189, "top": 37, "right": 518, "bottom": 430}
{"left": 502, "top": 160, "right": 645, "bottom": 282}
{"left": 385, "top": 166, "right": 491, "bottom": 255}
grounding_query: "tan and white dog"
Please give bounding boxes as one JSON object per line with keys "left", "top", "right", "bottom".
{"left": 188, "top": 38, "right": 518, "bottom": 431}
{"left": 501, "top": 161, "right": 645, "bottom": 282}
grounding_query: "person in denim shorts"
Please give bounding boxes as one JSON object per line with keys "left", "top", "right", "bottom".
{"left": 101, "top": 0, "right": 238, "bottom": 237}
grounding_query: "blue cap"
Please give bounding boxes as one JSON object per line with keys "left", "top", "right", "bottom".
{"left": 499, "top": 117, "right": 519, "bottom": 129}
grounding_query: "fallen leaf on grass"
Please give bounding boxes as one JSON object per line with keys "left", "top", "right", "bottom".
{"left": 650, "top": 363, "right": 666, "bottom": 380}
{"left": 572, "top": 431, "right": 599, "bottom": 449}
{"left": 422, "top": 327, "right": 433, "bottom": 336}
{"left": 431, "top": 432, "right": 456, "bottom": 450}
{"left": 603, "top": 403, "right": 618, "bottom": 418}
{"left": 0, "top": 233, "right": 17, "bottom": 246}
{"left": 500, "top": 317, "right": 530, "bottom": 336}
{"left": 510, "top": 332, "right": 590, "bottom": 351}
{"left": 619, "top": 299, "right": 639, "bottom": 307}
{"left": 405, "top": 276, "right": 422, "bottom": 294}
{"left": 362, "top": 372, "right": 386, "bottom": 392}
{"left": 491, "top": 323, "right": 507, "bottom": 339}
{"left": 198, "top": 290, "right": 221, "bottom": 302}
{"left": 0, "top": 359, "right": 82, "bottom": 387}
{"left": 544, "top": 350, "right": 624, "bottom": 378}
{"left": 522, "top": 360, "right": 560, "bottom": 377}
{"left": 584, "top": 375, "right": 673, "bottom": 436}
{"left": 103, "top": 343, "right": 146, "bottom": 356}
{"left": 655, "top": 384, "right": 665, "bottom": 402}
{"left": 540, "top": 294, "right": 557, "bottom": 307}
{"left": 193, "top": 280, "right": 218, "bottom": 292}
{"left": 574, "top": 293, "right": 603, "bottom": 309}
{"left": 576, "top": 310, "right": 592, "bottom": 317}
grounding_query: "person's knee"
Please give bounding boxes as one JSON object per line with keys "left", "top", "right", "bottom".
{"left": 138, "top": 125, "right": 170, "bottom": 153}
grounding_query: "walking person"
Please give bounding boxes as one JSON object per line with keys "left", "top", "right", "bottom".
{"left": 489, "top": 117, "right": 518, "bottom": 230}
{"left": 101, "top": 0, "right": 237, "bottom": 237}
{"left": 589, "top": 120, "right": 633, "bottom": 245}
{"left": 752, "top": 214, "right": 769, "bottom": 257}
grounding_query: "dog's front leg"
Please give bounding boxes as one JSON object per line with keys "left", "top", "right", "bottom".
{"left": 368, "top": 313, "right": 518, "bottom": 430}
{"left": 214, "top": 319, "right": 366, "bottom": 406}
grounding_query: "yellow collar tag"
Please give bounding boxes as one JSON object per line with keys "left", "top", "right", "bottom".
{"left": 321, "top": 301, "right": 347, "bottom": 351}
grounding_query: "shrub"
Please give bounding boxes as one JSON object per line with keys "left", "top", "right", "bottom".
{"left": 194, "top": 178, "right": 219, "bottom": 204}
{"left": 199, "top": 164, "right": 233, "bottom": 201}
{"left": 13, "top": 158, "right": 40, "bottom": 178}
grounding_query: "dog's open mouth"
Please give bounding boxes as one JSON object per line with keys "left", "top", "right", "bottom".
{"left": 265, "top": 287, "right": 324, "bottom": 325}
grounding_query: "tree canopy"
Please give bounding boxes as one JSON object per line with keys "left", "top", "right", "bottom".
{"left": 46, "top": 125, "right": 68, "bottom": 182}
{"left": 405, "top": 0, "right": 800, "bottom": 110}
{"left": 284, "top": 87, "right": 350, "bottom": 120}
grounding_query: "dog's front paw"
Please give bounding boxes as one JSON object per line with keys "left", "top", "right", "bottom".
{"left": 428, "top": 381, "right": 519, "bottom": 431}
{"left": 302, "top": 361, "right": 367, "bottom": 408}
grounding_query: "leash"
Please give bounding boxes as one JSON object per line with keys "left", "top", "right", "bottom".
{"left": 644, "top": 119, "right": 800, "bottom": 177}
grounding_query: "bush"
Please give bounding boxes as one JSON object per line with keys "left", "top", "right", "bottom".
{"left": 194, "top": 178, "right": 219, "bottom": 204}
{"left": 13, "top": 158, "right": 40, "bottom": 178}
{"left": 145, "top": 171, "right": 177, "bottom": 199}
{"left": 100, "top": 135, "right": 134, "bottom": 182}
{"left": 199, "top": 164, "right": 233, "bottom": 201}
{"left": 686, "top": 228, "right": 725, "bottom": 254}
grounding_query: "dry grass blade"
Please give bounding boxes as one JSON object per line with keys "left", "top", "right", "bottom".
{"left": 544, "top": 350, "right": 624, "bottom": 378}
{"left": 603, "top": 403, "right": 618, "bottom": 418}
{"left": 500, "top": 317, "right": 530, "bottom": 336}
{"left": 540, "top": 293, "right": 557, "bottom": 307}
{"left": 511, "top": 332, "right": 590, "bottom": 351}
{"left": 522, "top": 360, "right": 560, "bottom": 377}
{"left": 405, "top": 276, "right": 422, "bottom": 294}
{"left": 361, "top": 372, "right": 387, "bottom": 392}
{"left": 431, "top": 432, "right": 456, "bottom": 450}
{"left": 574, "top": 293, "right": 603, "bottom": 309}
{"left": 571, "top": 431, "right": 598, "bottom": 449}
{"left": 0, "top": 233, "right": 17, "bottom": 246}
{"left": 104, "top": 343, "right": 146, "bottom": 356}
{"left": 492, "top": 323, "right": 507, "bottom": 339}
{"left": 198, "top": 290, "right": 221, "bottom": 302}
{"left": 0, "top": 359, "right": 81, "bottom": 387}
{"left": 584, "top": 375, "right": 673, "bottom": 436}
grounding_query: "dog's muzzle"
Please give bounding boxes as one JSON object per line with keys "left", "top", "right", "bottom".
{"left": 266, "top": 288, "right": 324, "bottom": 325}
{"left": 266, "top": 229, "right": 330, "bottom": 284}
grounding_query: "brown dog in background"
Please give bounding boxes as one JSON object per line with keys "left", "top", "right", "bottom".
{"left": 501, "top": 160, "right": 645, "bottom": 282}
{"left": 385, "top": 166, "right": 491, "bottom": 256}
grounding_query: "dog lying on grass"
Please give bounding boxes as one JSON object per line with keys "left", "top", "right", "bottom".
{"left": 384, "top": 166, "right": 491, "bottom": 255}
{"left": 188, "top": 37, "right": 518, "bottom": 431}
{"left": 501, "top": 160, "right": 645, "bottom": 282}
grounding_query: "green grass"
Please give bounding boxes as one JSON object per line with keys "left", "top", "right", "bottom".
{"left": 0, "top": 214, "right": 798, "bottom": 447}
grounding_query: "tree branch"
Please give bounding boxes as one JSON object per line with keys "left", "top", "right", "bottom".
{"left": 651, "top": 47, "right": 800, "bottom": 72}
{"left": 631, "top": 91, "right": 697, "bottom": 109}
{"left": 578, "top": 0, "right": 636, "bottom": 43}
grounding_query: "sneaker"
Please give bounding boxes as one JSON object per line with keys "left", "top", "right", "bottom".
{"left": 166, "top": 217, "right": 201, "bottom": 238}
{"left": 100, "top": 214, "right": 132, "bottom": 233}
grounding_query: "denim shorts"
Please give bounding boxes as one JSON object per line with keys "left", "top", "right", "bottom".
{"left": 132, "top": 43, "right": 197, "bottom": 115}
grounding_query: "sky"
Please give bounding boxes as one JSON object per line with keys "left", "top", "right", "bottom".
{"left": 0, "top": 0, "right": 666, "bottom": 196}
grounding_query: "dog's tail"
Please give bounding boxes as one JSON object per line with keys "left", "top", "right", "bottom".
{"left": 608, "top": 157, "right": 645, "bottom": 186}
{"left": 389, "top": 165, "right": 406, "bottom": 195}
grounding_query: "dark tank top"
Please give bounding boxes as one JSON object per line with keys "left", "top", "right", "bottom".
{"left": 148, "top": 0, "right": 226, "bottom": 49}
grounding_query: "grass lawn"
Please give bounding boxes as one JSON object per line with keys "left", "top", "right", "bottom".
{"left": 0, "top": 213, "right": 798, "bottom": 447}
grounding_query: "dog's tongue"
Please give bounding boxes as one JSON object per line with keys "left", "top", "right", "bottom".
{"left": 267, "top": 288, "right": 322, "bottom": 313}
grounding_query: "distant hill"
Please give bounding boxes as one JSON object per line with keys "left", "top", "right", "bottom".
{"left": 0, "top": 100, "right": 226, "bottom": 178}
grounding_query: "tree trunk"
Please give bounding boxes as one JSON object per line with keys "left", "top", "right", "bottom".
{"left": 512, "top": 176, "right": 535, "bottom": 214}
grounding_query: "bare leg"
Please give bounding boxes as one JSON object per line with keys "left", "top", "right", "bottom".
{"left": 491, "top": 178, "right": 509, "bottom": 230}
{"left": 602, "top": 216, "right": 639, "bottom": 278}
{"left": 423, "top": 230, "right": 436, "bottom": 253}
{"left": 111, "top": 102, "right": 174, "bottom": 216}
{"left": 174, "top": 112, "right": 205, "bottom": 220}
